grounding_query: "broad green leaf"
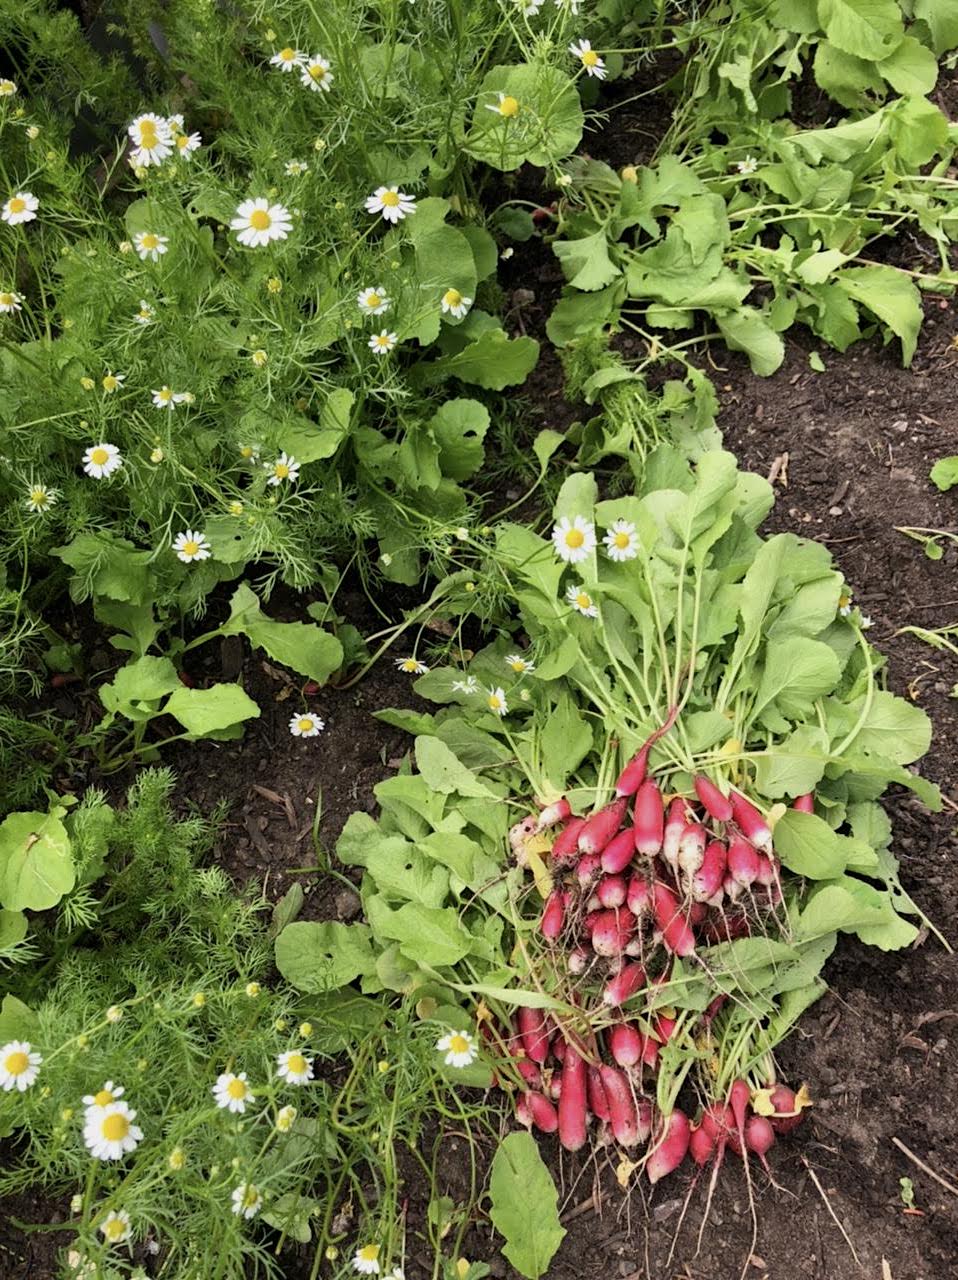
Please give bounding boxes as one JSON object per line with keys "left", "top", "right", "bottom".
{"left": 261, "top": 1193, "right": 316, "bottom": 1244}
{"left": 465, "top": 64, "right": 583, "bottom": 170}
{"left": 554, "top": 471, "right": 598, "bottom": 524}
{"left": 489, "top": 1132, "right": 565, "bottom": 1279}
{"left": 0, "top": 810, "right": 74, "bottom": 911}
{"left": 416, "top": 832, "right": 503, "bottom": 898}
{"left": 930, "top": 455, "right": 958, "bottom": 491}
{"left": 417, "top": 329, "right": 540, "bottom": 390}
{"left": 753, "top": 637, "right": 841, "bottom": 726}
{"left": 54, "top": 532, "right": 153, "bottom": 605}
{"left": 752, "top": 725, "right": 830, "bottom": 798}
{"left": 367, "top": 897, "right": 473, "bottom": 966}
{"left": 716, "top": 308, "right": 785, "bottom": 376}
{"left": 877, "top": 35, "right": 938, "bottom": 94}
{"left": 534, "top": 634, "right": 579, "bottom": 681}
{"left": 797, "top": 875, "right": 918, "bottom": 948}
{"left": 431, "top": 399, "right": 490, "bottom": 481}
{"left": 888, "top": 96, "right": 950, "bottom": 166}
{"left": 100, "top": 656, "right": 181, "bottom": 722}
{"left": 814, "top": 43, "right": 885, "bottom": 106}
{"left": 414, "top": 736, "right": 497, "bottom": 798}
{"left": 837, "top": 266, "right": 922, "bottom": 365}
{"left": 0, "top": 909, "right": 28, "bottom": 949}
{"left": 224, "top": 584, "right": 343, "bottom": 684}
{"left": 840, "top": 689, "right": 931, "bottom": 764}
{"left": 275, "top": 921, "right": 377, "bottom": 992}
{"left": 0, "top": 994, "right": 39, "bottom": 1043}
{"left": 553, "top": 231, "right": 620, "bottom": 291}
{"left": 365, "top": 837, "right": 450, "bottom": 906}
{"left": 773, "top": 809, "right": 855, "bottom": 879}
{"left": 541, "top": 693, "right": 594, "bottom": 789}
{"left": 914, "top": 0, "right": 958, "bottom": 52}
{"left": 818, "top": 0, "right": 904, "bottom": 61}
{"left": 163, "top": 683, "right": 260, "bottom": 737}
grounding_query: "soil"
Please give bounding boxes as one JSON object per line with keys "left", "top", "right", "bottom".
{"left": 4, "top": 52, "right": 958, "bottom": 1280}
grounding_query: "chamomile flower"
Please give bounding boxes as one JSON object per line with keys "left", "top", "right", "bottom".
{"left": 440, "top": 288, "right": 472, "bottom": 319}
{"left": 551, "top": 514, "right": 596, "bottom": 563}
{"left": 289, "top": 713, "right": 324, "bottom": 737}
{"left": 838, "top": 590, "right": 853, "bottom": 616}
{"left": 395, "top": 657, "right": 428, "bottom": 675}
{"left": 486, "top": 687, "right": 508, "bottom": 717}
{"left": 0, "top": 1041, "right": 41, "bottom": 1092}
{"left": 250, "top": 348, "right": 268, "bottom": 366}
{"left": 452, "top": 676, "right": 478, "bottom": 694}
{"left": 504, "top": 654, "right": 535, "bottom": 674}
{"left": 860, "top": 614, "right": 874, "bottom": 630}
{"left": 101, "top": 370, "right": 125, "bottom": 393}
{"left": 172, "top": 530, "right": 211, "bottom": 563}
{"left": 212, "top": 1071, "right": 254, "bottom": 1114}
{"left": 151, "top": 385, "right": 187, "bottom": 409}
{"left": 566, "top": 583, "right": 598, "bottom": 618}
{"left": 238, "top": 443, "right": 261, "bottom": 461}
{"left": 736, "top": 155, "right": 758, "bottom": 175}
{"left": 231, "top": 198, "right": 293, "bottom": 248}
{"left": 134, "top": 299, "right": 155, "bottom": 325}
{"left": 353, "top": 1244, "right": 381, "bottom": 1275}
{"left": 174, "top": 130, "right": 202, "bottom": 159}
{"left": 270, "top": 46, "right": 304, "bottom": 71}
{"left": 0, "top": 289, "right": 22, "bottom": 313}
{"left": 0, "top": 79, "right": 17, "bottom": 97}
{"left": 301, "top": 55, "right": 334, "bottom": 92}
{"left": 276, "top": 1050, "right": 314, "bottom": 1086}
{"left": 569, "top": 39, "right": 606, "bottom": 79}
{"left": 127, "top": 113, "right": 173, "bottom": 166}
{"left": 436, "top": 1029, "right": 478, "bottom": 1068}
{"left": 276, "top": 1105, "right": 297, "bottom": 1132}
{"left": 231, "top": 1183, "right": 262, "bottom": 1219}
{"left": 486, "top": 92, "right": 519, "bottom": 118}
{"left": 368, "top": 329, "right": 397, "bottom": 355}
{"left": 83, "top": 1101, "right": 143, "bottom": 1160}
{"left": 512, "top": 0, "right": 545, "bottom": 13}
{"left": 265, "top": 452, "right": 300, "bottom": 485}
{"left": 2, "top": 191, "right": 38, "bottom": 225}
{"left": 357, "top": 285, "right": 390, "bottom": 316}
{"left": 364, "top": 186, "right": 417, "bottom": 223}
{"left": 603, "top": 519, "right": 638, "bottom": 562}
{"left": 284, "top": 159, "right": 309, "bottom": 176}
{"left": 82, "top": 443, "right": 122, "bottom": 479}
{"left": 24, "top": 483, "right": 57, "bottom": 513}
{"left": 133, "top": 231, "right": 168, "bottom": 261}
{"left": 99, "top": 1210, "right": 131, "bottom": 1245}
{"left": 555, "top": 0, "right": 583, "bottom": 13}
{"left": 82, "top": 1081, "right": 125, "bottom": 1114}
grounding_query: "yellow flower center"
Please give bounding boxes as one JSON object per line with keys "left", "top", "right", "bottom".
{"left": 140, "top": 233, "right": 158, "bottom": 249}
{"left": 182, "top": 540, "right": 199, "bottom": 557}
{"left": 366, "top": 293, "right": 381, "bottom": 307}
{"left": 104, "top": 1218, "right": 126, "bottom": 1241}
{"left": 30, "top": 488, "right": 47, "bottom": 506}
{"left": 375, "top": 335, "right": 391, "bottom": 347}
{"left": 91, "top": 447, "right": 109, "bottom": 466}
{"left": 498, "top": 95, "right": 519, "bottom": 117}
{"left": 93, "top": 1088, "right": 114, "bottom": 1107}
{"left": 576, "top": 592, "right": 592, "bottom": 610}
{"left": 297, "top": 719, "right": 313, "bottom": 733}
{"left": 358, "top": 1245, "right": 380, "bottom": 1263}
{"left": 274, "top": 462, "right": 289, "bottom": 479}
{"left": 444, "top": 288, "right": 462, "bottom": 308}
{"left": 286, "top": 1052, "right": 308, "bottom": 1074}
{"left": 169, "top": 1147, "right": 185, "bottom": 1169}
{"left": 102, "top": 1113, "right": 130, "bottom": 1141}
{"left": 226, "top": 1077, "right": 248, "bottom": 1099}
{"left": 102, "top": 375, "right": 119, "bottom": 391}
{"left": 250, "top": 209, "right": 272, "bottom": 230}
{"left": 565, "top": 528, "right": 585, "bottom": 548}
{"left": 4, "top": 1051, "right": 28, "bottom": 1075}
{"left": 488, "top": 694, "right": 502, "bottom": 710}
{"left": 614, "top": 531, "right": 631, "bottom": 549}
{"left": 510, "top": 660, "right": 525, "bottom": 671}
{"left": 8, "top": 197, "right": 26, "bottom": 214}
{"left": 401, "top": 659, "right": 417, "bottom": 671}
{"left": 309, "top": 63, "right": 326, "bottom": 80}
{"left": 240, "top": 445, "right": 254, "bottom": 458}
{"left": 380, "top": 190, "right": 400, "bottom": 207}
{"left": 243, "top": 1185, "right": 260, "bottom": 1208}
{"left": 280, "top": 47, "right": 295, "bottom": 61}
{"left": 177, "top": 134, "right": 190, "bottom": 150}
{"left": 0, "top": 292, "right": 14, "bottom": 306}
{"left": 448, "top": 1033, "right": 470, "bottom": 1054}
{"left": 139, "top": 120, "right": 158, "bottom": 146}
{"left": 582, "top": 50, "right": 599, "bottom": 66}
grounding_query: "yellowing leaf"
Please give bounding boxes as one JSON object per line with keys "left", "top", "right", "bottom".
{"left": 526, "top": 847, "right": 553, "bottom": 900}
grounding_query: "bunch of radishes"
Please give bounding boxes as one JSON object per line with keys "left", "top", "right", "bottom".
{"left": 501, "top": 723, "right": 811, "bottom": 1183}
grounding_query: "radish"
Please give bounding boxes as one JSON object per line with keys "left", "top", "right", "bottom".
{"left": 587, "top": 1067, "right": 611, "bottom": 1122}
{"left": 637, "top": 1033, "right": 660, "bottom": 1070}
{"left": 633, "top": 780, "right": 664, "bottom": 856}
{"left": 609, "top": 1022, "right": 642, "bottom": 1068}
{"left": 727, "top": 836, "right": 760, "bottom": 888}
{"left": 792, "top": 792, "right": 814, "bottom": 814}
{"left": 653, "top": 1012, "right": 677, "bottom": 1045}
{"left": 515, "top": 1057, "right": 541, "bottom": 1088}
{"left": 568, "top": 946, "right": 589, "bottom": 976}
{"left": 552, "top": 1036, "right": 566, "bottom": 1064}
{"left": 677, "top": 821, "right": 706, "bottom": 879}
{"left": 692, "top": 839, "right": 727, "bottom": 902}
{"left": 626, "top": 874, "right": 651, "bottom": 917}
{"left": 614, "top": 705, "right": 679, "bottom": 797}
{"left": 551, "top": 817, "right": 586, "bottom": 863}
{"left": 576, "top": 851, "right": 602, "bottom": 888}
{"left": 694, "top": 775, "right": 733, "bottom": 823}
{"left": 690, "top": 1122, "right": 715, "bottom": 1166}
{"left": 518, "top": 1006, "right": 550, "bottom": 1064}
{"left": 591, "top": 908, "right": 636, "bottom": 957}
{"left": 727, "top": 1078, "right": 751, "bottom": 1137}
{"left": 578, "top": 796, "right": 629, "bottom": 856}
{"left": 745, "top": 1113, "right": 775, "bottom": 1160}
{"left": 647, "top": 1108, "right": 690, "bottom": 1183}
{"left": 509, "top": 815, "right": 539, "bottom": 858}
{"left": 596, "top": 874, "right": 627, "bottom": 908}
{"left": 662, "top": 798, "right": 688, "bottom": 869}
{"left": 558, "top": 1046, "right": 588, "bottom": 1152}
{"left": 599, "top": 1065, "right": 642, "bottom": 1147}
{"left": 768, "top": 1084, "right": 809, "bottom": 1134}
{"left": 652, "top": 882, "right": 695, "bottom": 957}
{"left": 635, "top": 1096, "right": 653, "bottom": 1143}
{"left": 601, "top": 827, "right": 636, "bottom": 874}
{"left": 536, "top": 796, "right": 571, "bottom": 831}
{"left": 518, "top": 1091, "right": 559, "bottom": 1133}
{"left": 729, "top": 793, "right": 773, "bottom": 853}
{"left": 755, "top": 852, "right": 781, "bottom": 888}
{"left": 541, "top": 890, "right": 566, "bottom": 940}
{"left": 547, "top": 1073, "right": 562, "bottom": 1101}
{"left": 603, "top": 962, "right": 646, "bottom": 1007}
{"left": 701, "top": 1101, "right": 734, "bottom": 1144}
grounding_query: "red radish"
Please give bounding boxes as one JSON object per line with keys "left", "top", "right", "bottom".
{"left": 596, "top": 874, "right": 627, "bottom": 908}
{"left": 626, "top": 874, "right": 651, "bottom": 917}
{"left": 692, "top": 839, "right": 727, "bottom": 902}
{"left": 547, "top": 1073, "right": 562, "bottom": 1101}
{"left": 677, "top": 821, "right": 706, "bottom": 878}
{"left": 516, "top": 1093, "right": 533, "bottom": 1127}
{"left": 792, "top": 792, "right": 814, "bottom": 814}
{"left": 647, "top": 1108, "right": 690, "bottom": 1184}
{"left": 591, "top": 909, "right": 636, "bottom": 957}
{"left": 614, "top": 706, "right": 679, "bottom": 797}
{"left": 551, "top": 817, "right": 586, "bottom": 863}
{"left": 755, "top": 852, "right": 781, "bottom": 888}
{"left": 653, "top": 1012, "right": 677, "bottom": 1045}
{"left": 50, "top": 672, "right": 81, "bottom": 687}
{"left": 690, "top": 1122, "right": 715, "bottom": 1166}
{"left": 601, "top": 828, "right": 636, "bottom": 874}
{"left": 558, "top": 1046, "right": 588, "bottom": 1152}
{"left": 635, "top": 1033, "right": 659, "bottom": 1071}
{"left": 303, "top": 680, "right": 321, "bottom": 695}
{"left": 662, "top": 798, "right": 688, "bottom": 869}
{"left": 703, "top": 994, "right": 727, "bottom": 1025}
{"left": 516, "top": 1057, "right": 542, "bottom": 1088}
{"left": 728, "top": 836, "right": 760, "bottom": 888}
{"left": 624, "top": 938, "right": 644, "bottom": 957}
{"left": 694, "top": 775, "right": 733, "bottom": 822}
{"left": 768, "top": 1084, "right": 808, "bottom": 1134}
{"left": 603, "top": 962, "right": 646, "bottom": 1007}
{"left": 568, "top": 947, "right": 589, "bottom": 976}
{"left": 701, "top": 1101, "right": 734, "bottom": 1144}
{"left": 587, "top": 1067, "right": 611, "bottom": 1122}
{"left": 652, "top": 882, "right": 695, "bottom": 957}
{"left": 518, "top": 1091, "right": 559, "bottom": 1133}
{"left": 541, "top": 890, "right": 566, "bottom": 940}
{"left": 578, "top": 797, "right": 629, "bottom": 856}
{"left": 576, "top": 852, "right": 602, "bottom": 888}
{"left": 599, "top": 1065, "right": 642, "bottom": 1146}
{"left": 727, "top": 1079, "right": 751, "bottom": 1136}
{"left": 509, "top": 815, "right": 538, "bottom": 854}
{"left": 536, "top": 796, "right": 571, "bottom": 831}
{"left": 633, "top": 780, "right": 664, "bottom": 856}
{"left": 609, "top": 1022, "right": 642, "bottom": 1068}
{"left": 552, "top": 1037, "right": 566, "bottom": 1064}
{"left": 744, "top": 1114, "right": 775, "bottom": 1170}
{"left": 518, "top": 1007, "right": 550, "bottom": 1064}
{"left": 730, "top": 793, "right": 773, "bottom": 852}
{"left": 635, "top": 1096, "right": 653, "bottom": 1143}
